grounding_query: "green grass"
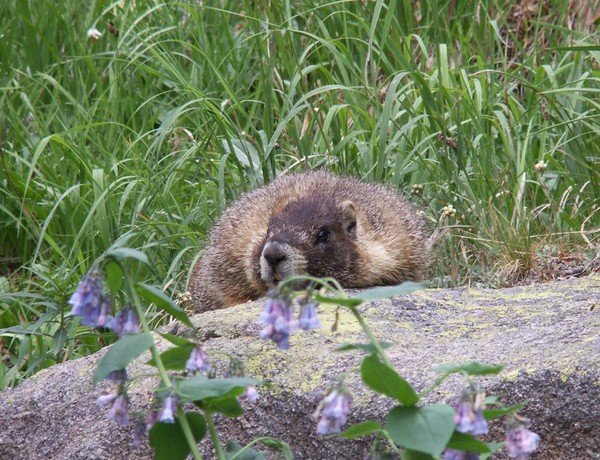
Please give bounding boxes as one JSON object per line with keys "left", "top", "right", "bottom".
{"left": 0, "top": 0, "right": 598, "bottom": 388}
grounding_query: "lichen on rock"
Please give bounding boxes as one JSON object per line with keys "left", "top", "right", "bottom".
{"left": 0, "top": 275, "right": 598, "bottom": 459}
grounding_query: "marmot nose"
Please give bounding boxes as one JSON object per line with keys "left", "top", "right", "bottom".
{"left": 263, "top": 243, "right": 287, "bottom": 269}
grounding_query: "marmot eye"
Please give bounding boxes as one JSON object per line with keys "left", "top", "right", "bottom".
{"left": 316, "top": 228, "right": 329, "bottom": 243}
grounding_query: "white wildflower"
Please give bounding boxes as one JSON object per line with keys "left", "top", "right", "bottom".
{"left": 442, "top": 204, "right": 456, "bottom": 217}
{"left": 534, "top": 160, "right": 547, "bottom": 172}
{"left": 87, "top": 28, "right": 102, "bottom": 42}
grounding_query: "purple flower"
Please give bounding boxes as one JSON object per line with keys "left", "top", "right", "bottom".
{"left": 108, "top": 307, "right": 140, "bottom": 337}
{"left": 96, "top": 392, "right": 118, "bottom": 407}
{"left": 239, "top": 386, "right": 259, "bottom": 403}
{"left": 133, "top": 419, "right": 147, "bottom": 449}
{"left": 106, "top": 368, "right": 128, "bottom": 382}
{"left": 185, "top": 346, "right": 211, "bottom": 373}
{"left": 145, "top": 407, "right": 159, "bottom": 431}
{"left": 506, "top": 424, "right": 540, "bottom": 458}
{"left": 260, "top": 324, "right": 292, "bottom": 349}
{"left": 159, "top": 393, "right": 178, "bottom": 423}
{"left": 453, "top": 392, "right": 488, "bottom": 435}
{"left": 258, "top": 293, "right": 297, "bottom": 349}
{"left": 69, "top": 270, "right": 102, "bottom": 315}
{"left": 298, "top": 301, "right": 321, "bottom": 331}
{"left": 316, "top": 389, "right": 352, "bottom": 435}
{"left": 69, "top": 270, "right": 112, "bottom": 327}
{"left": 81, "top": 294, "right": 112, "bottom": 328}
{"left": 443, "top": 449, "right": 480, "bottom": 460}
{"left": 107, "top": 393, "right": 130, "bottom": 426}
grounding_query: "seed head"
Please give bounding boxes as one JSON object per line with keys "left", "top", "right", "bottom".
{"left": 533, "top": 160, "right": 547, "bottom": 173}
{"left": 442, "top": 204, "right": 457, "bottom": 218}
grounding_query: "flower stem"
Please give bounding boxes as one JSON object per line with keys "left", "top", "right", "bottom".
{"left": 123, "top": 266, "right": 202, "bottom": 459}
{"left": 283, "top": 275, "right": 392, "bottom": 365}
{"left": 124, "top": 270, "right": 171, "bottom": 386}
{"left": 177, "top": 406, "right": 203, "bottom": 460}
{"left": 347, "top": 305, "right": 393, "bottom": 367}
{"left": 206, "top": 411, "right": 226, "bottom": 460}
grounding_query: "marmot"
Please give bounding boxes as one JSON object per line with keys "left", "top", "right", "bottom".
{"left": 189, "top": 170, "right": 430, "bottom": 312}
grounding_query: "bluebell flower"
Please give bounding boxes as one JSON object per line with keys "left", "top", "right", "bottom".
{"left": 453, "top": 391, "right": 488, "bottom": 435}
{"left": 108, "top": 307, "right": 140, "bottom": 337}
{"left": 443, "top": 449, "right": 480, "bottom": 460}
{"left": 69, "top": 269, "right": 112, "bottom": 327}
{"left": 97, "top": 386, "right": 129, "bottom": 427}
{"left": 159, "top": 393, "right": 178, "bottom": 423}
{"left": 69, "top": 270, "right": 102, "bottom": 315}
{"left": 145, "top": 406, "right": 159, "bottom": 431}
{"left": 133, "top": 418, "right": 147, "bottom": 449}
{"left": 223, "top": 358, "right": 258, "bottom": 402}
{"left": 506, "top": 424, "right": 540, "bottom": 458}
{"left": 298, "top": 301, "right": 321, "bottom": 331}
{"left": 239, "top": 386, "right": 259, "bottom": 403}
{"left": 81, "top": 294, "right": 112, "bottom": 328}
{"left": 107, "top": 393, "right": 129, "bottom": 426}
{"left": 96, "top": 392, "right": 118, "bottom": 407}
{"left": 185, "top": 345, "right": 211, "bottom": 373}
{"left": 259, "top": 292, "right": 297, "bottom": 349}
{"left": 316, "top": 389, "right": 352, "bottom": 434}
{"left": 260, "top": 324, "right": 293, "bottom": 349}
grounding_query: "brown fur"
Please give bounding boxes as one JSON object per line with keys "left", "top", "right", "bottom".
{"left": 188, "top": 171, "right": 430, "bottom": 312}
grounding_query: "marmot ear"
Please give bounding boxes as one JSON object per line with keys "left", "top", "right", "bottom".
{"left": 341, "top": 201, "right": 357, "bottom": 236}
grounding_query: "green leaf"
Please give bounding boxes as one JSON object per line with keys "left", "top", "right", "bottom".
{"left": 0, "top": 277, "right": 9, "bottom": 293}
{"left": 103, "top": 260, "right": 123, "bottom": 292}
{"left": 222, "top": 138, "right": 262, "bottom": 175}
{"left": 224, "top": 438, "right": 293, "bottom": 460}
{"left": 93, "top": 333, "right": 153, "bottom": 383}
{"left": 159, "top": 332, "right": 194, "bottom": 347}
{"left": 446, "top": 431, "right": 491, "bottom": 453}
{"left": 106, "top": 247, "right": 149, "bottom": 264}
{"left": 313, "top": 293, "right": 363, "bottom": 307}
{"left": 136, "top": 282, "right": 193, "bottom": 327}
{"left": 150, "top": 412, "right": 206, "bottom": 460}
{"left": 177, "top": 376, "right": 259, "bottom": 402}
{"left": 336, "top": 342, "right": 393, "bottom": 354}
{"left": 352, "top": 282, "right": 422, "bottom": 301}
{"left": 147, "top": 343, "right": 195, "bottom": 370}
{"left": 340, "top": 421, "right": 381, "bottom": 439}
{"left": 387, "top": 404, "right": 456, "bottom": 456}
{"left": 224, "top": 441, "right": 267, "bottom": 460}
{"left": 483, "top": 442, "right": 504, "bottom": 457}
{"left": 52, "top": 327, "right": 68, "bottom": 356}
{"left": 361, "top": 354, "right": 419, "bottom": 406}
{"left": 255, "top": 438, "right": 293, "bottom": 459}
{"left": 201, "top": 396, "right": 244, "bottom": 418}
{"left": 483, "top": 402, "right": 527, "bottom": 420}
{"left": 402, "top": 450, "right": 436, "bottom": 460}
{"left": 434, "top": 362, "right": 504, "bottom": 376}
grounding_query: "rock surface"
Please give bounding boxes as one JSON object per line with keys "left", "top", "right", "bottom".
{"left": 0, "top": 275, "right": 598, "bottom": 459}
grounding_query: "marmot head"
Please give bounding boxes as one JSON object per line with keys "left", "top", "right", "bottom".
{"left": 259, "top": 195, "right": 359, "bottom": 287}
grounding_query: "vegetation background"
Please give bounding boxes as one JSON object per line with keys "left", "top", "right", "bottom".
{"left": 0, "top": 0, "right": 598, "bottom": 389}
